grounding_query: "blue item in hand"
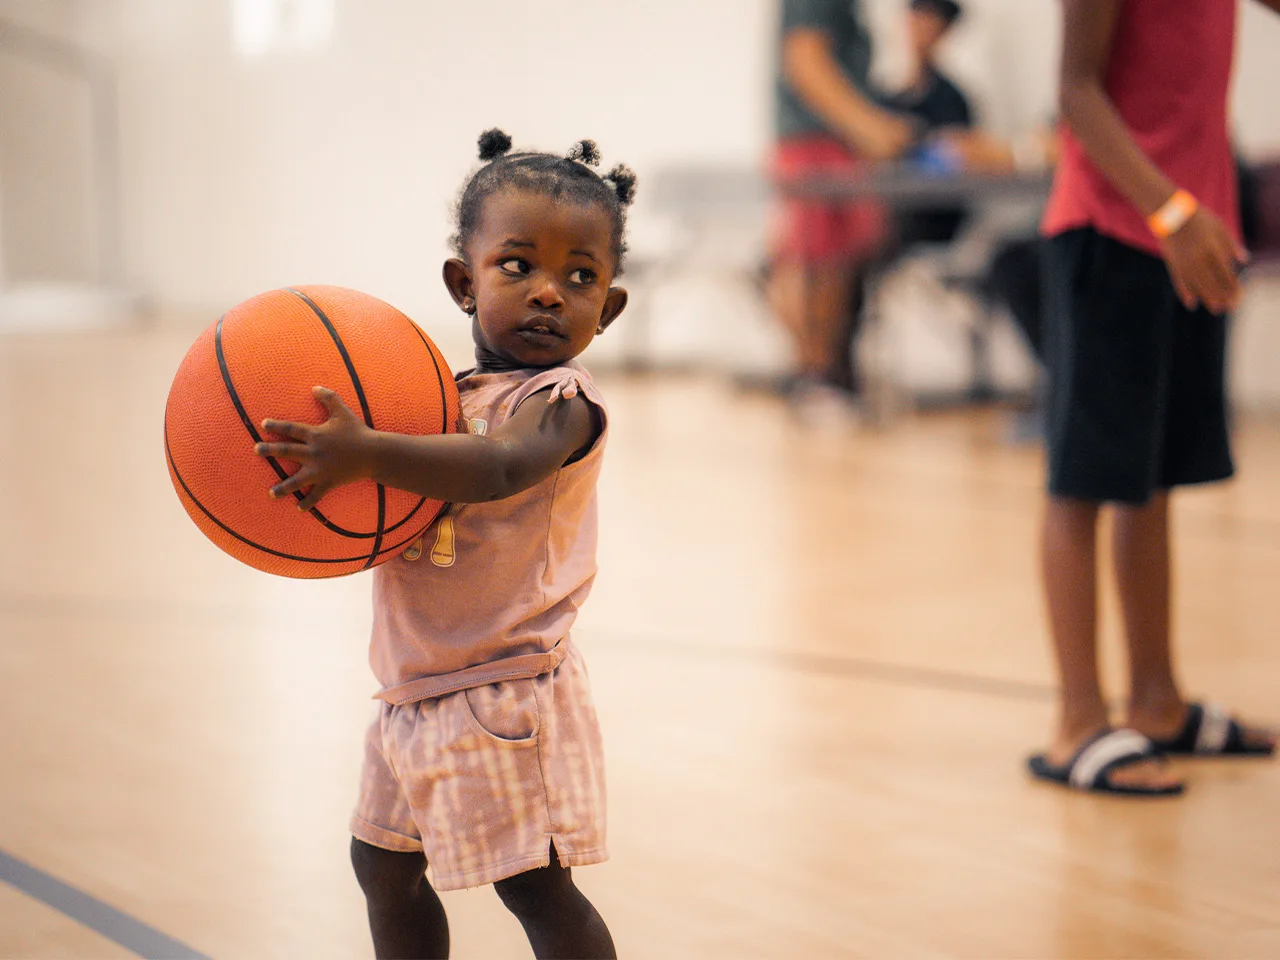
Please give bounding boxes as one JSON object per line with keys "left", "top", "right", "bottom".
{"left": 910, "top": 140, "right": 962, "bottom": 176}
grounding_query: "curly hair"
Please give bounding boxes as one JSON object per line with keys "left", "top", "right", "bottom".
{"left": 451, "top": 129, "right": 638, "bottom": 274}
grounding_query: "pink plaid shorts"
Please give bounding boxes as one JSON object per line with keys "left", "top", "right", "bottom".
{"left": 350, "top": 642, "right": 608, "bottom": 891}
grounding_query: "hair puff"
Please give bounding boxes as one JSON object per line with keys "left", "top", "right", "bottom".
{"left": 453, "top": 134, "right": 637, "bottom": 273}
{"left": 567, "top": 139, "right": 602, "bottom": 167}
{"left": 477, "top": 128, "right": 513, "bottom": 161}
{"left": 604, "top": 164, "right": 638, "bottom": 206}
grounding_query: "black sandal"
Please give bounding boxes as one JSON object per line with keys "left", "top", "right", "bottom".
{"left": 1149, "top": 702, "right": 1276, "bottom": 757}
{"left": 1027, "top": 728, "right": 1184, "bottom": 796}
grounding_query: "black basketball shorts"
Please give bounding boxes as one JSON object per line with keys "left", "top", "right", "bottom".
{"left": 1043, "top": 227, "right": 1234, "bottom": 504}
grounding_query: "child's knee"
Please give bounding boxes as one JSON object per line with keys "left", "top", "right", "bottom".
{"left": 493, "top": 860, "right": 574, "bottom": 919}
{"left": 350, "top": 837, "right": 427, "bottom": 902}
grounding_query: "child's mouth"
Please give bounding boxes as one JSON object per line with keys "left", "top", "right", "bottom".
{"left": 518, "top": 317, "right": 566, "bottom": 341}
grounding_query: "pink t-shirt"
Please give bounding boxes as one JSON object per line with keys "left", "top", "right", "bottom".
{"left": 368, "top": 361, "right": 606, "bottom": 697}
{"left": 1042, "top": 0, "right": 1241, "bottom": 256}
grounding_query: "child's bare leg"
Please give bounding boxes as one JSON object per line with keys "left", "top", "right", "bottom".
{"left": 351, "top": 839, "right": 450, "bottom": 959}
{"left": 493, "top": 848, "right": 615, "bottom": 960}
{"left": 1042, "top": 495, "right": 1180, "bottom": 789}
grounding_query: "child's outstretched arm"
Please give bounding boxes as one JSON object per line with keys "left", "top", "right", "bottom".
{"left": 255, "top": 384, "right": 600, "bottom": 511}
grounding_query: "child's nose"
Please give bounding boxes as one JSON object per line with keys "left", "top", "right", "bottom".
{"left": 528, "top": 274, "right": 564, "bottom": 309}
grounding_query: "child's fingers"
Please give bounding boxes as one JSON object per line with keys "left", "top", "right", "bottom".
{"left": 269, "top": 479, "right": 298, "bottom": 499}
{"left": 295, "top": 481, "right": 332, "bottom": 512}
{"left": 313, "top": 386, "right": 351, "bottom": 417}
{"left": 254, "top": 441, "right": 309, "bottom": 461}
{"left": 261, "top": 419, "right": 310, "bottom": 441}
{"left": 268, "top": 468, "right": 314, "bottom": 499}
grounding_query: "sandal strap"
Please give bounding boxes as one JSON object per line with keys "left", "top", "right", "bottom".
{"left": 1068, "top": 729, "right": 1154, "bottom": 789}
{"left": 1195, "top": 702, "right": 1233, "bottom": 754}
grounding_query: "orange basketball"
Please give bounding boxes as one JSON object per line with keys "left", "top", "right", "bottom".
{"left": 164, "top": 285, "right": 460, "bottom": 578}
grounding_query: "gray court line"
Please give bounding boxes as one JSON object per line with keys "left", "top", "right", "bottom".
{"left": 0, "top": 849, "right": 210, "bottom": 959}
{"left": 587, "top": 627, "right": 1056, "bottom": 703}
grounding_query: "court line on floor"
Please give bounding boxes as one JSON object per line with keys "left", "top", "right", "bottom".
{"left": 0, "top": 591, "right": 1055, "bottom": 703}
{"left": 585, "top": 628, "right": 1056, "bottom": 703}
{"left": 0, "top": 849, "right": 209, "bottom": 960}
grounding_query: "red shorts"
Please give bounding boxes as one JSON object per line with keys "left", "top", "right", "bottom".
{"left": 770, "top": 135, "right": 889, "bottom": 263}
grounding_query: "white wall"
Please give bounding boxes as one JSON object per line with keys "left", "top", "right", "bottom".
{"left": 0, "top": 0, "right": 97, "bottom": 282}
{"left": 70, "top": 0, "right": 779, "bottom": 328}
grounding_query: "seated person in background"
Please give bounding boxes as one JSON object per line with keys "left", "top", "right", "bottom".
{"left": 768, "top": 0, "right": 917, "bottom": 417}
{"left": 821, "top": 0, "right": 975, "bottom": 407}
{"left": 882, "top": 0, "right": 974, "bottom": 245}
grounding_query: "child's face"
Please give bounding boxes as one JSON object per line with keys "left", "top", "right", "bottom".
{"left": 445, "top": 187, "right": 627, "bottom": 369}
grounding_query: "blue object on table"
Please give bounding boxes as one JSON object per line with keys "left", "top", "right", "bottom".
{"left": 909, "top": 140, "right": 963, "bottom": 176}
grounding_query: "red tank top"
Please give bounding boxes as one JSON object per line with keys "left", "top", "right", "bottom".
{"left": 1042, "top": 0, "right": 1241, "bottom": 256}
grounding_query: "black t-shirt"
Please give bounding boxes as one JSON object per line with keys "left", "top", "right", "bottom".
{"left": 882, "top": 67, "right": 973, "bottom": 133}
{"left": 883, "top": 67, "right": 975, "bottom": 244}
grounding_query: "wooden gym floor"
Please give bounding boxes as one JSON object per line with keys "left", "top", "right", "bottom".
{"left": 0, "top": 326, "right": 1277, "bottom": 959}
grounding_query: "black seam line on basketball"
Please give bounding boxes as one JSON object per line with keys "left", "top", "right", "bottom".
{"left": 214, "top": 314, "right": 377, "bottom": 540}
{"left": 165, "top": 424, "right": 422, "bottom": 565}
{"left": 332, "top": 316, "right": 451, "bottom": 538}
{"left": 405, "top": 315, "right": 451, "bottom": 438}
{"left": 211, "top": 304, "right": 429, "bottom": 542}
{"left": 285, "top": 288, "right": 386, "bottom": 569}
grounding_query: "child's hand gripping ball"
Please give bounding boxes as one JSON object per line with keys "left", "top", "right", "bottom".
{"left": 164, "top": 285, "right": 460, "bottom": 578}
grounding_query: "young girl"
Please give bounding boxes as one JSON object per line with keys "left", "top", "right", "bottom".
{"left": 253, "top": 129, "right": 635, "bottom": 959}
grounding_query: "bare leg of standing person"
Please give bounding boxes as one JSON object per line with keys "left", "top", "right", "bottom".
{"left": 768, "top": 258, "right": 861, "bottom": 424}
{"left": 1115, "top": 493, "right": 1277, "bottom": 750}
{"left": 1040, "top": 496, "right": 1182, "bottom": 790}
{"left": 1113, "top": 493, "right": 1184, "bottom": 736}
{"left": 769, "top": 260, "right": 854, "bottom": 382}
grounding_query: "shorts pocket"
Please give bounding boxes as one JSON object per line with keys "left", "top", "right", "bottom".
{"left": 460, "top": 679, "right": 540, "bottom": 746}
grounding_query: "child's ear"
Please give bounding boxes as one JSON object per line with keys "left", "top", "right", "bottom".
{"left": 595, "top": 286, "right": 628, "bottom": 336}
{"left": 443, "top": 258, "right": 477, "bottom": 315}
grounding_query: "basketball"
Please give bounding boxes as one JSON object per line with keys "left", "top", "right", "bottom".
{"left": 164, "top": 285, "right": 460, "bottom": 578}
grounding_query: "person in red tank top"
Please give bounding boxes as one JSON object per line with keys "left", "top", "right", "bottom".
{"left": 1026, "top": 0, "right": 1280, "bottom": 797}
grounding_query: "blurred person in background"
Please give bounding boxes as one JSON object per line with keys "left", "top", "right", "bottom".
{"left": 768, "top": 0, "right": 917, "bottom": 422}
{"left": 884, "top": 0, "right": 971, "bottom": 134}
{"left": 882, "top": 0, "right": 974, "bottom": 247}
{"left": 1026, "top": 0, "right": 1278, "bottom": 797}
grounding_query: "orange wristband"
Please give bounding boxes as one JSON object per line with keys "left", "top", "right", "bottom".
{"left": 1148, "top": 189, "right": 1199, "bottom": 239}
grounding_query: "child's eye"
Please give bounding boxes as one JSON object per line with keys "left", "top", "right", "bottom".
{"left": 498, "top": 258, "right": 530, "bottom": 275}
{"left": 569, "top": 268, "right": 596, "bottom": 285}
